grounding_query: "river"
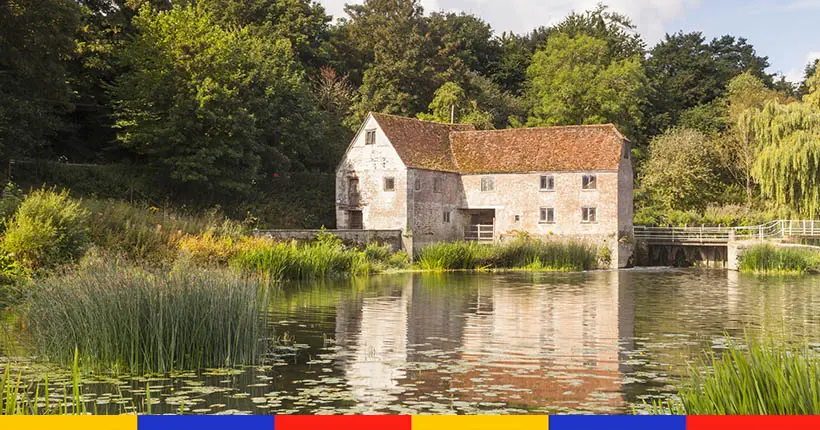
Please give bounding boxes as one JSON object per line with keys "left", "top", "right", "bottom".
{"left": 4, "top": 269, "right": 820, "bottom": 414}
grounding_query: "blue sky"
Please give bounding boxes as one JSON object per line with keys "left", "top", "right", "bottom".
{"left": 318, "top": 0, "right": 820, "bottom": 83}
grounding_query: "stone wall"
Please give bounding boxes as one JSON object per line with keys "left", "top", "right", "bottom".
{"left": 253, "top": 229, "right": 404, "bottom": 252}
{"left": 335, "top": 114, "right": 408, "bottom": 231}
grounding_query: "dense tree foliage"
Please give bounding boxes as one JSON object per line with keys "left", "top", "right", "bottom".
{"left": 1, "top": 0, "right": 816, "bottom": 224}
{"left": 111, "top": 5, "right": 318, "bottom": 194}
{"left": 640, "top": 128, "right": 724, "bottom": 211}
{"left": 0, "top": 0, "right": 82, "bottom": 160}
{"left": 526, "top": 33, "right": 647, "bottom": 137}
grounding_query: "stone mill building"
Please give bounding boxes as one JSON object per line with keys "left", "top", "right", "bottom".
{"left": 335, "top": 113, "right": 635, "bottom": 268}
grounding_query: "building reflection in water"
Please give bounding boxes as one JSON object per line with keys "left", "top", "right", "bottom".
{"left": 332, "top": 271, "right": 636, "bottom": 413}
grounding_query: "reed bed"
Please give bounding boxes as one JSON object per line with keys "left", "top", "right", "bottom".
{"left": 676, "top": 338, "right": 820, "bottom": 415}
{"left": 415, "top": 238, "right": 598, "bottom": 271}
{"left": 26, "top": 263, "right": 267, "bottom": 374}
{"left": 229, "top": 232, "right": 402, "bottom": 280}
{"left": 739, "top": 244, "right": 820, "bottom": 274}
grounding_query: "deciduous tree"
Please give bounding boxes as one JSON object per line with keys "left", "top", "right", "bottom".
{"left": 526, "top": 33, "right": 647, "bottom": 138}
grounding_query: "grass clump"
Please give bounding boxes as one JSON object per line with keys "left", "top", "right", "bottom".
{"left": 1, "top": 188, "right": 90, "bottom": 270}
{"left": 415, "top": 241, "right": 490, "bottom": 271}
{"left": 739, "top": 244, "right": 820, "bottom": 274}
{"left": 416, "top": 237, "right": 598, "bottom": 271}
{"left": 675, "top": 337, "right": 820, "bottom": 415}
{"left": 26, "top": 262, "right": 267, "bottom": 374}
{"left": 231, "top": 231, "right": 373, "bottom": 280}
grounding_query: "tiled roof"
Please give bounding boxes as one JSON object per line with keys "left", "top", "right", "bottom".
{"left": 372, "top": 113, "right": 627, "bottom": 173}
{"left": 450, "top": 125, "right": 627, "bottom": 173}
{"left": 372, "top": 113, "right": 475, "bottom": 172}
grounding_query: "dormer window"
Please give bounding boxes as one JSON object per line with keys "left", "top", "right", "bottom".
{"left": 365, "top": 129, "right": 376, "bottom": 145}
{"left": 582, "top": 175, "right": 597, "bottom": 190}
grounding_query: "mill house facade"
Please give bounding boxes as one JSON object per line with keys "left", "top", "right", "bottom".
{"left": 335, "top": 113, "right": 635, "bottom": 268}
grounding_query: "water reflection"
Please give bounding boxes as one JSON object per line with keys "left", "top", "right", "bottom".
{"left": 5, "top": 269, "right": 820, "bottom": 414}
{"left": 271, "top": 270, "right": 820, "bottom": 414}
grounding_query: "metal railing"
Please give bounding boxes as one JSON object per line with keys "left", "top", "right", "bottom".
{"left": 465, "top": 224, "right": 494, "bottom": 242}
{"left": 634, "top": 220, "right": 820, "bottom": 244}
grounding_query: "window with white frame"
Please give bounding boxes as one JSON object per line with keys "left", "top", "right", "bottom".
{"left": 582, "top": 175, "right": 597, "bottom": 190}
{"left": 481, "top": 176, "right": 495, "bottom": 192}
{"left": 443, "top": 211, "right": 451, "bottom": 223}
{"left": 365, "top": 130, "right": 376, "bottom": 145}
{"left": 540, "top": 175, "right": 555, "bottom": 191}
{"left": 539, "top": 207, "right": 554, "bottom": 224}
{"left": 383, "top": 176, "right": 395, "bottom": 192}
{"left": 582, "top": 207, "right": 597, "bottom": 223}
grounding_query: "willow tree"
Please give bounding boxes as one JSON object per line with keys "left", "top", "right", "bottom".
{"left": 752, "top": 101, "right": 820, "bottom": 217}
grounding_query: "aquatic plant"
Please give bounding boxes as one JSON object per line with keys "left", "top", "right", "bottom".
{"left": 739, "top": 244, "right": 820, "bottom": 274}
{"left": 1, "top": 349, "right": 85, "bottom": 415}
{"left": 230, "top": 231, "right": 374, "bottom": 280}
{"left": 676, "top": 337, "right": 820, "bottom": 415}
{"left": 26, "top": 263, "right": 267, "bottom": 374}
{"left": 415, "top": 241, "right": 490, "bottom": 271}
{"left": 415, "top": 237, "right": 597, "bottom": 271}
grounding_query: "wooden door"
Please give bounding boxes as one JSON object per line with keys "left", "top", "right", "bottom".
{"left": 348, "top": 210, "right": 363, "bottom": 230}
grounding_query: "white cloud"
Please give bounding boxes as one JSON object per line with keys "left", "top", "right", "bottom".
{"left": 318, "top": 0, "right": 702, "bottom": 43}
{"left": 785, "top": 51, "right": 820, "bottom": 83}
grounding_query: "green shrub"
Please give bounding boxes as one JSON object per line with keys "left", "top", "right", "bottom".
{"left": 26, "top": 262, "right": 267, "bottom": 373}
{"left": 739, "top": 245, "right": 820, "bottom": 274}
{"left": 1, "top": 189, "right": 90, "bottom": 270}
{"left": 676, "top": 337, "right": 820, "bottom": 414}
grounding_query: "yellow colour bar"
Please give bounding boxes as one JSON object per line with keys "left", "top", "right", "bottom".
{"left": 0, "top": 415, "right": 137, "bottom": 430}
{"left": 412, "top": 415, "right": 549, "bottom": 430}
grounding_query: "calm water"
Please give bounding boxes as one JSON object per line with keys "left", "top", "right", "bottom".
{"left": 4, "top": 269, "right": 820, "bottom": 414}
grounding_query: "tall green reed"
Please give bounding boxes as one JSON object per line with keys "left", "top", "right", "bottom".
{"left": 230, "top": 233, "right": 373, "bottom": 280}
{"left": 26, "top": 263, "right": 267, "bottom": 374}
{"left": 415, "top": 237, "right": 598, "bottom": 271}
{"left": 739, "top": 244, "right": 820, "bottom": 274}
{"left": 651, "top": 336, "right": 820, "bottom": 415}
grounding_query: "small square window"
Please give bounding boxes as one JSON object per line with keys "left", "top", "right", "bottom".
{"left": 514, "top": 215, "right": 520, "bottom": 223}
{"left": 582, "top": 175, "right": 597, "bottom": 190}
{"left": 539, "top": 207, "right": 554, "bottom": 224}
{"left": 443, "top": 211, "right": 451, "bottom": 223}
{"left": 414, "top": 178, "right": 422, "bottom": 191}
{"left": 365, "top": 130, "right": 376, "bottom": 145}
{"left": 383, "top": 176, "right": 395, "bottom": 191}
{"left": 481, "top": 176, "right": 495, "bottom": 192}
{"left": 582, "top": 207, "right": 597, "bottom": 223}
{"left": 433, "top": 178, "right": 442, "bottom": 193}
{"left": 540, "top": 175, "right": 555, "bottom": 191}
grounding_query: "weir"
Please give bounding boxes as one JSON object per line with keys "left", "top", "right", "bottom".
{"left": 633, "top": 220, "right": 820, "bottom": 268}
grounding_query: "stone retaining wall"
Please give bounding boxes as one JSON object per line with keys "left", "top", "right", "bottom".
{"left": 253, "top": 229, "right": 404, "bottom": 252}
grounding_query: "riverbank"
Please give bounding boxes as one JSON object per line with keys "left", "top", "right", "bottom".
{"left": 738, "top": 244, "right": 820, "bottom": 274}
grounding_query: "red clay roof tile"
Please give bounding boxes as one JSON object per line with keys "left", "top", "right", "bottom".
{"left": 372, "top": 113, "right": 626, "bottom": 173}
{"left": 372, "top": 113, "right": 474, "bottom": 172}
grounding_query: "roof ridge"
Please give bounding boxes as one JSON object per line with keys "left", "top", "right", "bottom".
{"left": 450, "top": 123, "right": 618, "bottom": 135}
{"left": 370, "top": 111, "right": 473, "bottom": 128}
